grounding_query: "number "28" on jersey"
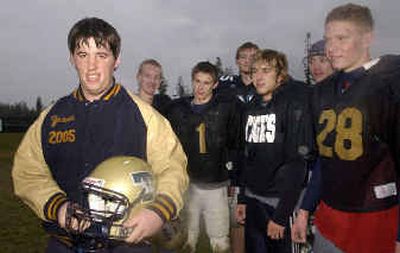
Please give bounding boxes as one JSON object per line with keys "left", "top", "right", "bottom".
{"left": 316, "top": 107, "right": 363, "bottom": 161}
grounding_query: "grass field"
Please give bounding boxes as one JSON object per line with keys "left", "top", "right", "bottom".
{"left": 0, "top": 133, "right": 48, "bottom": 253}
{"left": 0, "top": 133, "right": 211, "bottom": 253}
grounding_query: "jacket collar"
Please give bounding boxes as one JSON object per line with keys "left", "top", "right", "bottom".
{"left": 72, "top": 80, "right": 121, "bottom": 102}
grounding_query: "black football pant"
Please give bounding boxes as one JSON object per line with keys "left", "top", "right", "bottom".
{"left": 244, "top": 197, "right": 291, "bottom": 253}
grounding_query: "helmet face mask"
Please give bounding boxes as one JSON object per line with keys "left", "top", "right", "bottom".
{"left": 66, "top": 156, "right": 155, "bottom": 242}
{"left": 83, "top": 181, "right": 130, "bottom": 222}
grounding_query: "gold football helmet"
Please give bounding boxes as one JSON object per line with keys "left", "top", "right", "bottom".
{"left": 67, "top": 156, "right": 155, "bottom": 240}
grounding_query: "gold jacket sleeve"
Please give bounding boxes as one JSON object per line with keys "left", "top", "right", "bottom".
{"left": 129, "top": 93, "right": 189, "bottom": 221}
{"left": 12, "top": 106, "right": 67, "bottom": 221}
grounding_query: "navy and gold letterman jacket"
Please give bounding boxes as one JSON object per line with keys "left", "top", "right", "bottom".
{"left": 12, "top": 84, "right": 188, "bottom": 237}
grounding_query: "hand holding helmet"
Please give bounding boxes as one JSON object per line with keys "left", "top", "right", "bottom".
{"left": 65, "top": 156, "right": 155, "bottom": 240}
{"left": 64, "top": 156, "right": 186, "bottom": 251}
{"left": 122, "top": 208, "right": 164, "bottom": 243}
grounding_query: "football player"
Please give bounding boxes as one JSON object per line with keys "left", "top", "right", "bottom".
{"left": 12, "top": 17, "right": 188, "bottom": 252}
{"left": 308, "top": 40, "right": 335, "bottom": 84}
{"left": 290, "top": 39, "right": 335, "bottom": 251}
{"left": 167, "top": 61, "right": 243, "bottom": 253}
{"left": 236, "top": 49, "right": 314, "bottom": 253}
{"left": 217, "top": 41, "right": 259, "bottom": 103}
{"left": 309, "top": 3, "right": 400, "bottom": 253}
{"left": 216, "top": 41, "right": 259, "bottom": 253}
{"left": 136, "top": 59, "right": 172, "bottom": 116}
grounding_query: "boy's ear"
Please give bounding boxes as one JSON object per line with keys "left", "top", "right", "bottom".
{"left": 69, "top": 54, "right": 75, "bottom": 66}
{"left": 362, "top": 30, "right": 374, "bottom": 49}
{"left": 114, "top": 54, "right": 121, "bottom": 71}
{"left": 277, "top": 75, "right": 284, "bottom": 85}
{"left": 213, "top": 81, "right": 219, "bottom": 89}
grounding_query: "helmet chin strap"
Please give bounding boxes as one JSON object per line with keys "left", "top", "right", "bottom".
{"left": 65, "top": 202, "right": 92, "bottom": 234}
{"left": 65, "top": 202, "right": 110, "bottom": 252}
{"left": 108, "top": 223, "right": 132, "bottom": 239}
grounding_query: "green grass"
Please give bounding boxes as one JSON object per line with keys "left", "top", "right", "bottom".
{"left": 0, "top": 133, "right": 211, "bottom": 252}
{"left": 0, "top": 133, "right": 48, "bottom": 253}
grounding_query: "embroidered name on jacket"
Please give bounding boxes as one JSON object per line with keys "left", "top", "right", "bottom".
{"left": 47, "top": 114, "right": 76, "bottom": 144}
{"left": 245, "top": 114, "right": 276, "bottom": 143}
{"left": 50, "top": 115, "right": 75, "bottom": 128}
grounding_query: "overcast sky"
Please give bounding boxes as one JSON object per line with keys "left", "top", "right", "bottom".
{"left": 1, "top": 0, "right": 399, "bottom": 107}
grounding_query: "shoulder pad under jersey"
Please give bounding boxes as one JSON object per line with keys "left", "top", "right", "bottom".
{"left": 219, "top": 74, "right": 240, "bottom": 87}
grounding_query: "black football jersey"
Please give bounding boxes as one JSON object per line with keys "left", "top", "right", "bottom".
{"left": 167, "top": 94, "right": 243, "bottom": 184}
{"left": 217, "top": 74, "right": 256, "bottom": 104}
{"left": 152, "top": 94, "right": 172, "bottom": 116}
{"left": 312, "top": 55, "right": 400, "bottom": 212}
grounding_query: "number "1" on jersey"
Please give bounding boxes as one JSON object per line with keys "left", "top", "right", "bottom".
{"left": 196, "top": 122, "right": 207, "bottom": 154}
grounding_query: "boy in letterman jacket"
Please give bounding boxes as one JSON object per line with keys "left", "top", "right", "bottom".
{"left": 235, "top": 49, "right": 314, "bottom": 253}
{"left": 12, "top": 17, "right": 188, "bottom": 253}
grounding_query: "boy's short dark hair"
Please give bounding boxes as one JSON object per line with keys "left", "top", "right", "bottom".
{"left": 68, "top": 17, "right": 121, "bottom": 59}
{"left": 325, "top": 3, "right": 374, "bottom": 32}
{"left": 191, "top": 61, "right": 218, "bottom": 83}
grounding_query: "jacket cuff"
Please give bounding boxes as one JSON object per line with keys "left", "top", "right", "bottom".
{"left": 271, "top": 213, "right": 288, "bottom": 227}
{"left": 43, "top": 192, "right": 68, "bottom": 222}
{"left": 146, "top": 194, "right": 177, "bottom": 223}
{"left": 237, "top": 187, "right": 246, "bottom": 204}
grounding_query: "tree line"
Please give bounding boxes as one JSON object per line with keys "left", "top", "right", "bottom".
{"left": 0, "top": 97, "right": 43, "bottom": 132}
{"left": 0, "top": 58, "right": 232, "bottom": 133}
